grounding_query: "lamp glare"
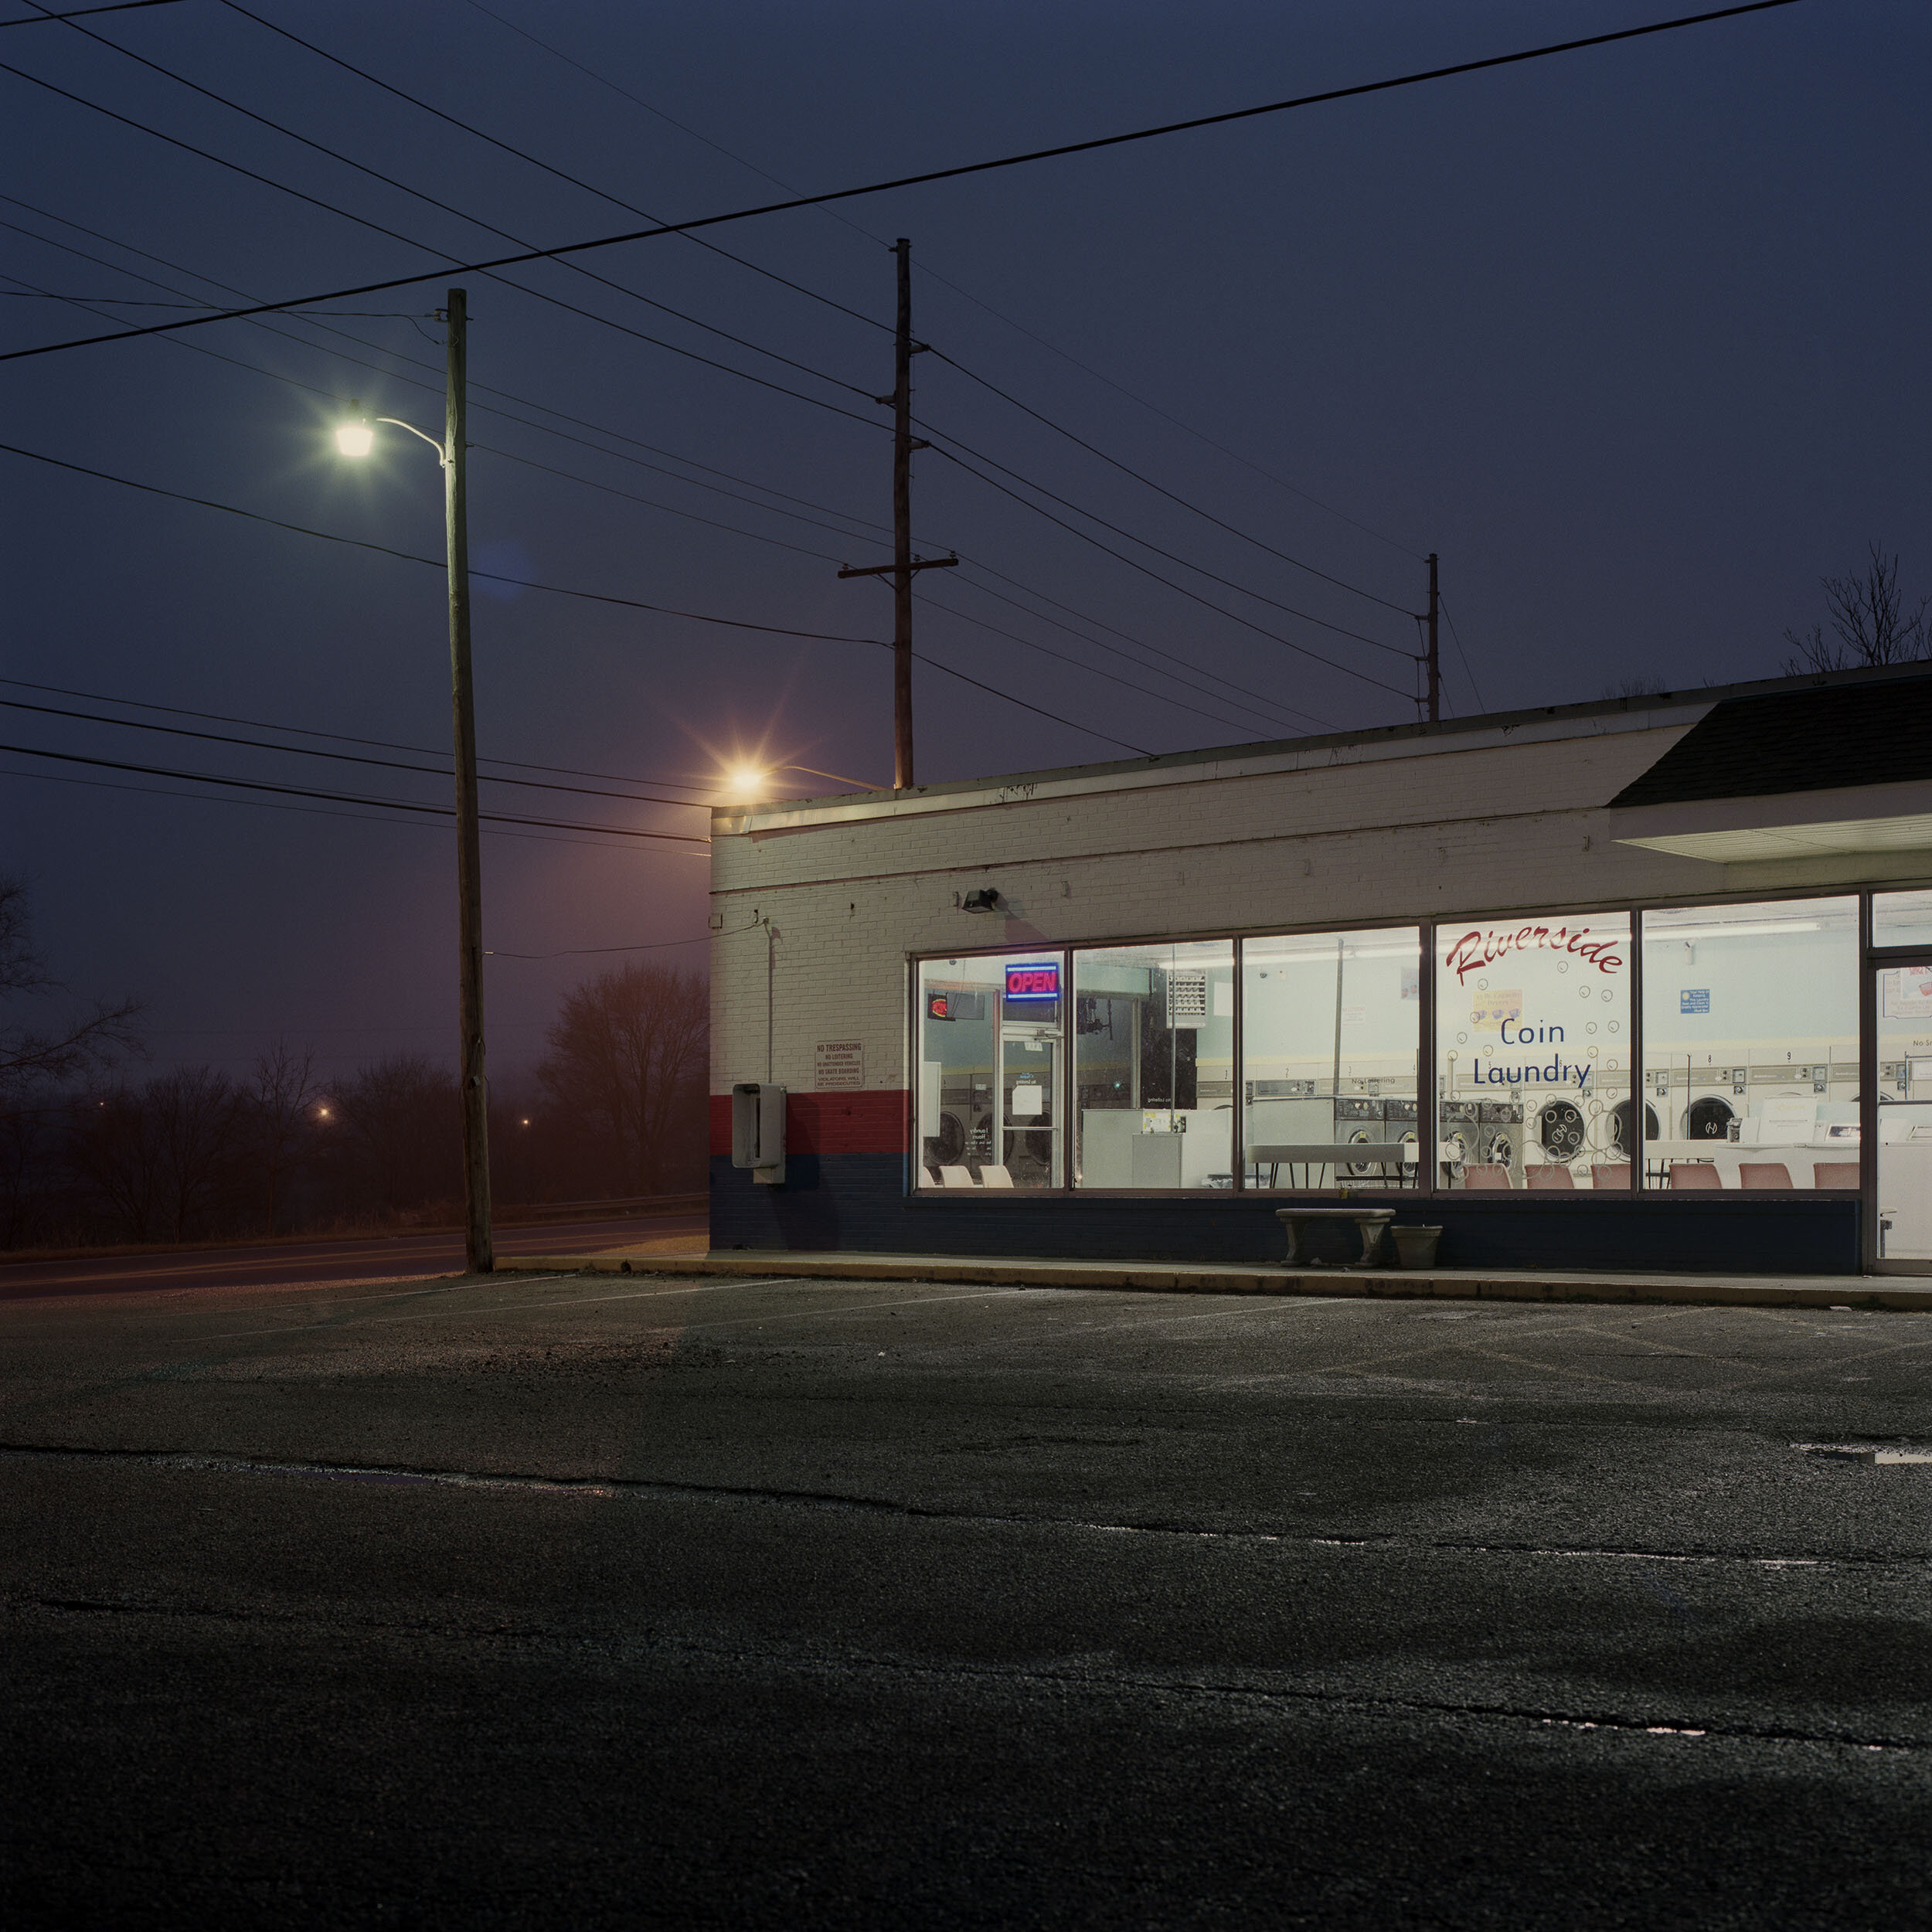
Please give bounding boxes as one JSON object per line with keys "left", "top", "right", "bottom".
{"left": 335, "top": 421, "right": 374, "bottom": 457}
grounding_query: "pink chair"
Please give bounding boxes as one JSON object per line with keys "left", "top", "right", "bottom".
{"left": 1590, "top": 1164, "right": 1631, "bottom": 1189}
{"left": 1668, "top": 1162, "right": 1723, "bottom": 1189}
{"left": 1813, "top": 1161, "right": 1860, "bottom": 1189}
{"left": 1526, "top": 1165, "right": 1574, "bottom": 1189}
{"left": 1462, "top": 1165, "right": 1513, "bottom": 1189}
{"left": 1739, "top": 1162, "right": 1792, "bottom": 1189}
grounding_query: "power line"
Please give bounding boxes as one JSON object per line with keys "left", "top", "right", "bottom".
{"left": 0, "top": 46, "right": 887, "bottom": 431}
{"left": 921, "top": 424, "right": 1418, "bottom": 658}
{"left": 0, "top": 2, "right": 1804, "bottom": 365}
{"left": 2, "top": 198, "right": 898, "bottom": 549}
{"left": 913, "top": 590, "right": 1271, "bottom": 740}
{"left": 1438, "top": 594, "right": 1487, "bottom": 713}
{"left": 929, "top": 443, "right": 1414, "bottom": 699}
{"left": 449, "top": 0, "right": 1419, "bottom": 569}
{"left": 0, "top": 673, "right": 724, "bottom": 797}
{"left": 0, "top": 762, "right": 676, "bottom": 854}
{"left": 0, "top": 439, "right": 891, "bottom": 645}
{"left": 927, "top": 349, "right": 1413, "bottom": 614}
{"left": 214, "top": 0, "right": 891, "bottom": 341}
{"left": 0, "top": 696, "right": 709, "bottom": 812}
{"left": 937, "top": 566, "right": 1328, "bottom": 733}
{"left": 0, "top": 442, "right": 1149, "bottom": 757}
{"left": 0, "top": 742, "right": 710, "bottom": 842}
{"left": 0, "top": 0, "right": 180, "bottom": 21}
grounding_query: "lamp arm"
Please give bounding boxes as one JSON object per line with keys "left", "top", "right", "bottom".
{"left": 376, "top": 417, "right": 448, "bottom": 464}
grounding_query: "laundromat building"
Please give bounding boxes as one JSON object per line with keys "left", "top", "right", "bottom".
{"left": 707, "top": 662, "right": 1932, "bottom": 1276}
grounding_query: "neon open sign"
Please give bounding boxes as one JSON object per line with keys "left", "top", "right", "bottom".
{"left": 1005, "top": 961, "right": 1060, "bottom": 1002}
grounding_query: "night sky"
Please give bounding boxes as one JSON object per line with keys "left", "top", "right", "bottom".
{"left": 2, "top": 0, "right": 1925, "bottom": 1084}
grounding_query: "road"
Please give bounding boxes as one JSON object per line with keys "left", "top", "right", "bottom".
{"left": 4, "top": 1269, "right": 1930, "bottom": 1927}
{"left": 0, "top": 1213, "right": 703, "bottom": 1301}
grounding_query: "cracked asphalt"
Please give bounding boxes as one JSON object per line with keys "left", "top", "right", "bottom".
{"left": 4, "top": 1270, "right": 1930, "bottom": 1928}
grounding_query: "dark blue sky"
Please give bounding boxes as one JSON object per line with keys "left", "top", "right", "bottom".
{"left": 2, "top": 0, "right": 1925, "bottom": 1082}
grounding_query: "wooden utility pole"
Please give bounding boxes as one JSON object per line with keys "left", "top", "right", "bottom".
{"left": 1425, "top": 551, "right": 1441, "bottom": 724}
{"left": 837, "top": 238, "right": 955, "bottom": 790}
{"left": 444, "top": 287, "right": 493, "bottom": 1274}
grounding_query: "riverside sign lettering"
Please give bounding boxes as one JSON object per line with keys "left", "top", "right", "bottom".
{"left": 1444, "top": 923, "right": 1624, "bottom": 984}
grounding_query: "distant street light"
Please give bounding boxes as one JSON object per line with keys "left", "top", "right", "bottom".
{"left": 723, "top": 761, "right": 876, "bottom": 801}
{"left": 332, "top": 287, "right": 493, "bottom": 1276}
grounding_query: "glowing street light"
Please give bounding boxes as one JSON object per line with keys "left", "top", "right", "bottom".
{"left": 329, "top": 298, "right": 495, "bottom": 1277}
{"left": 721, "top": 761, "right": 875, "bottom": 801}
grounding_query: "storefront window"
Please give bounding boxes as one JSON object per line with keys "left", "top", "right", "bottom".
{"left": 1073, "top": 940, "right": 1234, "bottom": 1188}
{"left": 1641, "top": 898, "right": 1858, "bottom": 1191}
{"left": 915, "top": 954, "right": 1063, "bottom": 1189}
{"left": 1873, "top": 889, "right": 1932, "bottom": 951}
{"left": 1243, "top": 928, "right": 1420, "bottom": 1190}
{"left": 1436, "top": 913, "right": 1630, "bottom": 1189}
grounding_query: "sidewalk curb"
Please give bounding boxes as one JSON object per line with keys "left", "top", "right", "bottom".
{"left": 493, "top": 1250, "right": 1932, "bottom": 1312}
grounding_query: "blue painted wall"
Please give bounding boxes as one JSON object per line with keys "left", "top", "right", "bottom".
{"left": 710, "top": 1156, "right": 1862, "bottom": 1275}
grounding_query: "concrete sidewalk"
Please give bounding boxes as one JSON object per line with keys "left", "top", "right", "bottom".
{"left": 494, "top": 1243, "right": 1932, "bottom": 1311}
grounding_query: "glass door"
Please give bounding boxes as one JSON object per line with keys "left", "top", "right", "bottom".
{"left": 1000, "top": 1017, "right": 1060, "bottom": 1186}
{"left": 1876, "top": 961, "right": 1932, "bottom": 1270}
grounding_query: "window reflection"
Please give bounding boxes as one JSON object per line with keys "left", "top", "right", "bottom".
{"left": 1073, "top": 940, "right": 1234, "bottom": 1187}
{"left": 1642, "top": 899, "right": 1857, "bottom": 1191}
{"left": 915, "top": 954, "right": 1063, "bottom": 1189}
{"left": 1243, "top": 929, "right": 1420, "bottom": 1190}
{"left": 1436, "top": 914, "right": 1631, "bottom": 1189}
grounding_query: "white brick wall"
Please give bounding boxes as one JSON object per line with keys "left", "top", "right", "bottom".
{"left": 706, "top": 710, "right": 1919, "bottom": 1096}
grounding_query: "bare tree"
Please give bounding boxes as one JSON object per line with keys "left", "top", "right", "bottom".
{"left": 1784, "top": 543, "right": 1930, "bottom": 673}
{"left": 66, "top": 1067, "right": 240, "bottom": 1242}
{"left": 538, "top": 961, "right": 709, "bottom": 1196}
{"left": 240, "top": 1039, "right": 319, "bottom": 1235}
{"left": 335, "top": 1055, "right": 461, "bottom": 1216}
{"left": 0, "top": 876, "right": 142, "bottom": 1102}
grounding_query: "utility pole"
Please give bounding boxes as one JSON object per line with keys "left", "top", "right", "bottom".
{"left": 1425, "top": 551, "right": 1441, "bottom": 724}
{"left": 837, "top": 237, "right": 956, "bottom": 790}
{"left": 444, "top": 287, "right": 493, "bottom": 1274}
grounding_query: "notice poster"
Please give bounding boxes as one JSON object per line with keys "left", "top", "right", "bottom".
{"left": 1010, "top": 1080, "right": 1044, "bottom": 1117}
{"left": 1470, "top": 989, "right": 1522, "bottom": 1032}
{"left": 1882, "top": 968, "right": 1932, "bottom": 1021}
{"left": 815, "top": 1040, "right": 864, "bottom": 1090}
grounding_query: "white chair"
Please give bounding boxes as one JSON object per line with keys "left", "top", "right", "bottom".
{"left": 938, "top": 1165, "right": 979, "bottom": 1188}
{"left": 979, "top": 1165, "right": 1015, "bottom": 1188}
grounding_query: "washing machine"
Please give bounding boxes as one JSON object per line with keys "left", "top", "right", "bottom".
{"left": 1333, "top": 1096, "right": 1387, "bottom": 1179}
{"left": 1607, "top": 1098, "right": 1661, "bottom": 1157}
{"left": 1476, "top": 1099, "right": 1526, "bottom": 1174}
{"left": 1438, "top": 1100, "right": 1478, "bottom": 1175}
{"left": 1529, "top": 1094, "right": 1588, "bottom": 1165}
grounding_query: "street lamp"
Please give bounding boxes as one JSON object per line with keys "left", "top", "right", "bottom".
{"left": 332, "top": 287, "right": 493, "bottom": 1275}
{"left": 722, "top": 761, "right": 876, "bottom": 801}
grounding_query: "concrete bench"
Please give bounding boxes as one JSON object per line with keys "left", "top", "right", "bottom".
{"left": 1274, "top": 1206, "right": 1396, "bottom": 1268}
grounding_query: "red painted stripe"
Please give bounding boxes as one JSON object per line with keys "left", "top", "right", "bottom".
{"left": 709, "top": 1090, "right": 908, "bottom": 1158}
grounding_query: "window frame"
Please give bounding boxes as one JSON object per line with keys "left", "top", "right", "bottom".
{"left": 903, "top": 883, "right": 1917, "bottom": 1205}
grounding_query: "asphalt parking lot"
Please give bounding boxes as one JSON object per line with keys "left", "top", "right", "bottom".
{"left": 5, "top": 1268, "right": 1930, "bottom": 1928}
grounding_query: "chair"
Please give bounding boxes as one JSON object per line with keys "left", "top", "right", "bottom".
{"left": 1590, "top": 1164, "right": 1631, "bottom": 1189}
{"left": 979, "top": 1165, "right": 1015, "bottom": 1189}
{"left": 1668, "top": 1162, "right": 1723, "bottom": 1189}
{"left": 1813, "top": 1161, "right": 1860, "bottom": 1189}
{"left": 1462, "top": 1165, "right": 1513, "bottom": 1189}
{"left": 1739, "top": 1162, "right": 1792, "bottom": 1189}
{"left": 1526, "top": 1165, "right": 1574, "bottom": 1189}
{"left": 938, "top": 1165, "right": 979, "bottom": 1188}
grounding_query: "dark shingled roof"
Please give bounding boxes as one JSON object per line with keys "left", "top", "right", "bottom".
{"left": 1608, "top": 674, "right": 1932, "bottom": 809}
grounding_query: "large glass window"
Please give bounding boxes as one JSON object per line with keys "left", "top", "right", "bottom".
{"left": 1641, "top": 898, "right": 1858, "bottom": 1191}
{"left": 1243, "top": 928, "right": 1420, "bottom": 1190}
{"left": 1073, "top": 940, "right": 1234, "bottom": 1188}
{"left": 915, "top": 953, "right": 1063, "bottom": 1189}
{"left": 1874, "top": 889, "right": 1932, "bottom": 951}
{"left": 1877, "top": 961, "right": 1932, "bottom": 1261}
{"left": 1436, "top": 913, "right": 1631, "bottom": 1190}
